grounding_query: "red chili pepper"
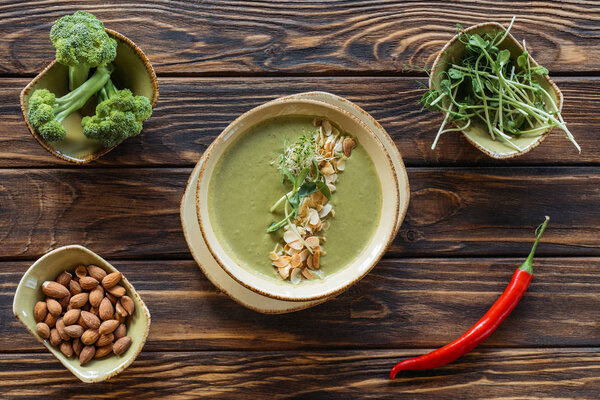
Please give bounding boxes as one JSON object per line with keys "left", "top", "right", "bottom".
{"left": 390, "top": 216, "right": 549, "bottom": 379}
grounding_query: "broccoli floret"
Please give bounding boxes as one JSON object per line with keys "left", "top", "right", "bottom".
{"left": 82, "top": 80, "right": 152, "bottom": 147}
{"left": 27, "top": 65, "right": 113, "bottom": 142}
{"left": 50, "top": 11, "right": 117, "bottom": 90}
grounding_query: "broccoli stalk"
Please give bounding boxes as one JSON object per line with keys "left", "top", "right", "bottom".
{"left": 82, "top": 79, "right": 152, "bottom": 147}
{"left": 50, "top": 11, "right": 117, "bottom": 90}
{"left": 27, "top": 65, "right": 113, "bottom": 142}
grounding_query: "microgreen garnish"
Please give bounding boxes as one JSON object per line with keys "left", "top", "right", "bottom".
{"left": 421, "top": 16, "right": 580, "bottom": 153}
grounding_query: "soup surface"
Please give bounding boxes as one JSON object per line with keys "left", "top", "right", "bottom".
{"left": 207, "top": 115, "right": 382, "bottom": 281}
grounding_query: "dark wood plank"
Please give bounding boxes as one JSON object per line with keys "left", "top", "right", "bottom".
{"left": 1, "top": 349, "right": 599, "bottom": 398}
{"left": 1, "top": 167, "right": 599, "bottom": 260}
{"left": 1, "top": 77, "right": 599, "bottom": 167}
{"left": 3, "top": 258, "right": 600, "bottom": 352}
{"left": 2, "top": 1, "right": 600, "bottom": 75}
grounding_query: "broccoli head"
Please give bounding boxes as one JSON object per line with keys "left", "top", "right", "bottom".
{"left": 50, "top": 11, "right": 117, "bottom": 90}
{"left": 27, "top": 65, "right": 113, "bottom": 142}
{"left": 82, "top": 80, "right": 152, "bottom": 147}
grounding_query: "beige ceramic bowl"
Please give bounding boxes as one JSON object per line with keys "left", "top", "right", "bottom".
{"left": 430, "top": 22, "right": 563, "bottom": 159}
{"left": 196, "top": 98, "right": 401, "bottom": 302}
{"left": 13, "top": 245, "right": 151, "bottom": 383}
{"left": 20, "top": 29, "right": 159, "bottom": 164}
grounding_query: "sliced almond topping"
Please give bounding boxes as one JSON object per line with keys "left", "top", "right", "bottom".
{"left": 302, "top": 269, "right": 314, "bottom": 280}
{"left": 313, "top": 250, "right": 321, "bottom": 269}
{"left": 299, "top": 249, "right": 310, "bottom": 262}
{"left": 290, "top": 253, "right": 302, "bottom": 268}
{"left": 334, "top": 139, "right": 343, "bottom": 153}
{"left": 336, "top": 158, "right": 345, "bottom": 171}
{"left": 289, "top": 240, "right": 304, "bottom": 251}
{"left": 325, "top": 173, "right": 338, "bottom": 184}
{"left": 278, "top": 265, "right": 291, "bottom": 279}
{"left": 343, "top": 137, "right": 355, "bottom": 157}
{"left": 269, "top": 252, "right": 279, "bottom": 261}
{"left": 283, "top": 230, "right": 300, "bottom": 244}
{"left": 322, "top": 120, "right": 332, "bottom": 136}
{"left": 272, "top": 256, "right": 291, "bottom": 268}
{"left": 290, "top": 268, "right": 302, "bottom": 284}
{"left": 318, "top": 204, "right": 332, "bottom": 218}
{"left": 308, "top": 208, "right": 320, "bottom": 226}
{"left": 305, "top": 236, "right": 320, "bottom": 249}
{"left": 320, "top": 161, "right": 335, "bottom": 176}
{"left": 327, "top": 183, "right": 336, "bottom": 193}
{"left": 306, "top": 253, "right": 314, "bottom": 269}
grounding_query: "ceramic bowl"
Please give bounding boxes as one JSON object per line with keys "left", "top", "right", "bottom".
{"left": 20, "top": 29, "right": 159, "bottom": 164}
{"left": 430, "top": 22, "right": 563, "bottom": 159}
{"left": 13, "top": 245, "right": 151, "bottom": 383}
{"left": 196, "top": 98, "right": 400, "bottom": 302}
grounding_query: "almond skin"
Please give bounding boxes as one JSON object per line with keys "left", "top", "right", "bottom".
{"left": 81, "top": 329, "right": 100, "bottom": 345}
{"left": 120, "top": 296, "right": 135, "bottom": 315}
{"left": 113, "top": 336, "right": 132, "bottom": 355}
{"left": 79, "top": 276, "right": 99, "bottom": 290}
{"left": 79, "top": 345, "right": 95, "bottom": 366}
{"left": 95, "top": 344, "right": 113, "bottom": 359}
{"left": 63, "top": 309, "right": 81, "bottom": 326}
{"left": 114, "top": 324, "right": 127, "bottom": 340}
{"left": 115, "top": 300, "right": 128, "bottom": 318}
{"left": 42, "top": 281, "right": 70, "bottom": 298}
{"left": 60, "top": 341, "right": 73, "bottom": 357}
{"left": 69, "top": 293, "right": 89, "bottom": 308}
{"left": 115, "top": 312, "right": 126, "bottom": 324}
{"left": 97, "top": 333, "right": 114, "bottom": 347}
{"left": 55, "top": 271, "right": 72, "bottom": 288}
{"left": 75, "top": 265, "right": 88, "bottom": 279}
{"left": 89, "top": 286, "right": 104, "bottom": 308}
{"left": 99, "top": 297, "right": 114, "bottom": 321}
{"left": 46, "top": 298, "right": 62, "bottom": 316}
{"left": 35, "top": 322, "right": 50, "bottom": 339}
{"left": 56, "top": 318, "right": 69, "bottom": 341}
{"left": 43, "top": 313, "right": 57, "bottom": 328}
{"left": 69, "top": 280, "right": 82, "bottom": 295}
{"left": 87, "top": 265, "right": 107, "bottom": 282}
{"left": 107, "top": 285, "right": 126, "bottom": 298}
{"left": 72, "top": 338, "right": 83, "bottom": 355}
{"left": 102, "top": 272, "right": 121, "bottom": 289}
{"left": 64, "top": 324, "right": 84, "bottom": 338}
{"left": 34, "top": 301, "right": 48, "bottom": 323}
{"left": 80, "top": 311, "right": 101, "bottom": 330}
{"left": 49, "top": 328, "right": 62, "bottom": 346}
{"left": 99, "top": 319, "right": 119, "bottom": 335}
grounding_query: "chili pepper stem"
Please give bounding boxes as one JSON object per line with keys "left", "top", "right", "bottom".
{"left": 519, "top": 216, "right": 549, "bottom": 274}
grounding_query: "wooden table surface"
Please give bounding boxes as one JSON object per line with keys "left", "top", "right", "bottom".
{"left": 2, "top": 1, "right": 600, "bottom": 398}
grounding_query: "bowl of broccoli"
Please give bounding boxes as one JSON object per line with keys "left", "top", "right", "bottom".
{"left": 20, "top": 11, "right": 159, "bottom": 164}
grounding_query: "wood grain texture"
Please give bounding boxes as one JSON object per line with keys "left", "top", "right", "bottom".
{"left": 3, "top": 258, "right": 600, "bottom": 352}
{"left": 1, "top": 349, "right": 600, "bottom": 399}
{"left": 1, "top": 167, "right": 599, "bottom": 259}
{"left": 1, "top": 77, "right": 599, "bottom": 167}
{"left": 2, "top": 1, "right": 600, "bottom": 75}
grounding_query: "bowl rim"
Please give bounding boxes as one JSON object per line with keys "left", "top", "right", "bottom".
{"left": 430, "top": 21, "right": 563, "bottom": 159}
{"left": 12, "top": 244, "right": 151, "bottom": 383}
{"left": 19, "top": 28, "right": 159, "bottom": 165}
{"left": 196, "top": 97, "right": 399, "bottom": 301}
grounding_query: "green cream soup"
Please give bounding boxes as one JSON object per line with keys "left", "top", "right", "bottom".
{"left": 208, "top": 115, "right": 382, "bottom": 281}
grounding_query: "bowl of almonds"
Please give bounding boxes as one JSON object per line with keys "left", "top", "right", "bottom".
{"left": 12, "top": 245, "right": 150, "bottom": 383}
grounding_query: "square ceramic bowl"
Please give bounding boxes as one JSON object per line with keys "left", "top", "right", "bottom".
{"left": 196, "top": 98, "right": 403, "bottom": 302}
{"left": 430, "top": 22, "right": 563, "bottom": 159}
{"left": 20, "top": 29, "right": 159, "bottom": 164}
{"left": 13, "top": 245, "right": 151, "bottom": 383}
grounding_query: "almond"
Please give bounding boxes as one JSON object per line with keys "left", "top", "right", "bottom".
{"left": 60, "top": 341, "right": 73, "bottom": 357}
{"left": 64, "top": 324, "right": 84, "bottom": 338}
{"left": 34, "top": 301, "right": 48, "bottom": 323}
{"left": 42, "top": 281, "right": 70, "bottom": 298}
{"left": 46, "top": 298, "right": 62, "bottom": 317}
{"left": 72, "top": 338, "right": 83, "bottom": 355}
{"left": 44, "top": 313, "right": 57, "bottom": 328}
{"left": 114, "top": 324, "right": 127, "bottom": 340}
{"left": 99, "top": 319, "right": 119, "bottom": 335}
{"left": 90, "top": 307, "right": 99, "bottom": 317}
{"left": 58, "top": 295, "right": 70, "bottom": 309}
{"left": 49, "top": 328, "right": 61, "bottom": 346}
{"left": 69, "top": 293, "right": 89, "bottom": 308}
{"left": 99, "top": 297, "right": 114, "bottom": 320}
{"left": 97, "top": 333, "right": 114, "bottom": 347}
{"left": 343, "top": 137, "right": 355, "bottom": 157}
{"left": 89, "top": 286, "right": 104, "bottom": 308}
{"left": 115, "top": 300, "right": 128, "bottom": 318}
{"left": 75, "top": 265, "right": 88, "bottom": 279}
{"left": 113, "top": 336, "right": 132, "bottom": 355}
{"left": 106, "top": 292, "right": 118, "bottom": 304}
{"left": 77, "top": 314, "right": 87, "bottom": 328}
{"left": 95, "top": 344, "right": 113, "bottom": 359}
{"left": 69, "top": 280, "right": 82, "bottom": 295}
{"left": 55, "top": 271, "right": 72, "bottom": 288}
{"left": 81, "top": 329, "right": 100, "bottom": 345}
{"left": 63, "top": 309, "right": 81, "bottom": 326}
{"left": 102, "top": 272, "right": 121, "bottom": 289}
{"left": 107, "top": 285, "right": 126, "bottom": 298}
{"left": 87, "top": 265, "right": 107, "bottom": 282}
{"left": 56, "top": 318, "right": 69, "bottom": 341}
{"left": 120, "top": 296, "right": 135, "bottom": 315}
{"left": 79, "top": 276, "right": 99, "bottom": 290}
{"left": 79, "top": 345, "right": 95, "bottom": 366}
{"left": 35, "top": 322, "right": 50, "bottom": 339}
{"left": 80, "top": 311, "right": 101, "bottom": 330}
{"left": 115, "top": 312, "right": 126, "bottom": 324}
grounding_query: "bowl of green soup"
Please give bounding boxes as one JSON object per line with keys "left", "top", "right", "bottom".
{"left": 196, "top": 98, "right": 400, "bottom": 301}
